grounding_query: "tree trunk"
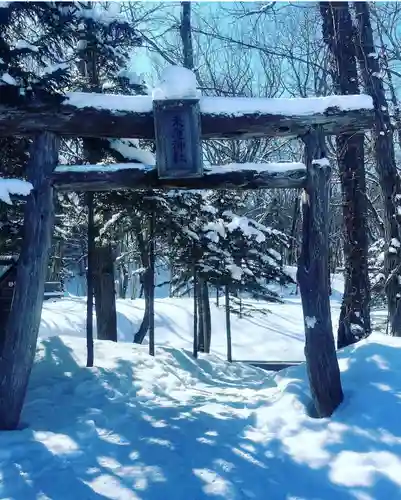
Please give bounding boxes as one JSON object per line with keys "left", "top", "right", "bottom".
{"left": 180, "top": 1, "right": 194, "bottom": 70}
{"left": 0, "top": 132, "right": 59, "bottom": 429}
{"left": 196, "top": 280, "right": 211, "bottom": 353}
{"left": 134, "top": 287, "right": 150, "bottom": 344}
{"left": 289, "top": 194, "right": 301, "bottom": 266}
{"left": 148, "top": 213, "right": 155, "bottom": 356}
{"left": 80, "top": 17, "right": 118, "bottom": 345}
{"left": 193, "top": 265, "right": 198, "bottom": 359}
{"left": 202, "top": 281, "right": 211, "bottom": 353}
{"left": 372, "top": 5, "right": 401, "bottom": 149}
{"left": 197, "top": 278, "right": 205, "bottom": 352}
{"left": 119, "top": 265, "right": 129, "bottom": 299}
{"left": 320, "top": 1, "right": 371, "bottom": 348}
{"left": 93, "top": 245, "right": 117, "bottom": 342}
{"left": 133, "top": 223, "right": 152, "bottom": 344}
{"left": 298, "top": 128, "right": 343, "bottom": 418}
{"left": 225, "top": 285, "right": 232, "bottom": 362}
{"left": 353, "top": 1, "right": 401, "bottom": 336}
{"left": 86, "top": 192, "right": 94, "bottom": 367}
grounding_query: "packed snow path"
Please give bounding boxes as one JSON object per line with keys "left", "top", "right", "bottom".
{"left": 0, "top": 334, "right": 400, "bottom": 499}
{"left": 1, "top": 338, "right": 281, "bottom": 500}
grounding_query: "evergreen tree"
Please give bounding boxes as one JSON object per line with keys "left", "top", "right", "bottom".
{"left": 170, "top": 190, "right": 293, "bottom": 302}
{"left": 0, "top": 1, "right": 80, "bottom": 255}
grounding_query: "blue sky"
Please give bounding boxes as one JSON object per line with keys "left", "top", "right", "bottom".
{"left": 127, "top": 1, "right": 320, "bottom": 99}
{"left": 129, "top": 1, "right": 229, "bottom": 85}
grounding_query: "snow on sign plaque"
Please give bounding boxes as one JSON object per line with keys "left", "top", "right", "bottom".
{"left": 153, "top": 99, "right": 203, "bottom": 179}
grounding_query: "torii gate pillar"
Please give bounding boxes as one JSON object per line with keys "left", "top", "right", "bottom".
{"left": 298, "top": 127, "right": 344, "bottom": 417}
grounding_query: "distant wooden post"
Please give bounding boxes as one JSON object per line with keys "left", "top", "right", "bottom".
{"left": 153, "top": 99, "right": 203, "bottom": 179}
{"left": 0, "top": 132, "right": 59, "bottom": 430}
{"left": 298, "top": 128, "right": 344, "bottom": 418}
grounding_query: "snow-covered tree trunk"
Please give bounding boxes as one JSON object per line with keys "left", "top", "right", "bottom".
{"left": 0, "top": 132, "right": 58, "bottom": 429}
{"left": 353, "top": 1, "right": 401, "bottom": 336}
{"left": 320, "top": 1, "right": 371, "bottom": 348}
{"left": 298, "top": 128, "right": 343, "bottom": 418}
{"left": 372, "top": 6, "right": 401, "bottom": 149}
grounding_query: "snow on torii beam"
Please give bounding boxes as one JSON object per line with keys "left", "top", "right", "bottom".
{"left": 0, "top": 93, "right": 374, "bottom": 139}
{"left": 52, "top": 162, "right": 307, "bottom": 191}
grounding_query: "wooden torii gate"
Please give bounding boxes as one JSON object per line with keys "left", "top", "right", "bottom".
{"left": 0, "top": 89, "right": 374, "bottom": 429}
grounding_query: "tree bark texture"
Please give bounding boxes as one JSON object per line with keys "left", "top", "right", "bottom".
{"left": 225, "top": 285, "right": 232, "bottom": 363}
{"left": 93, "top": 245, "right": 117, "bottom": 342}
{"left": 320, "top": 1, "right": 371, "bottom": 348}
{"left": 197, "top": 279, "right": 205, "bottom": 352}
{"left": 81, "top": 21, "right": 118, "bottom": 345}
{"left": 197, "top": 280, "right": 211, "bottom": 353}
{"left": 298, "top": 128, "right": 343, "bottom": 418}
{"left": 148, "top": 213, "right": 155, "bottom": 356}
{"left": 86, "top": 191, "right": 95, "bottom": 367}
{"left": 134, "top": 288, "right": 150, "bottom": 344}
{"left": 180, "top": 1, "right": 194, "bottom": 70}
{"left": 0, "top": 132, "right": 59, "bottom": 429}
{"left": 133, "top": 223, "right": 152, "bottom": 344}
{"left": 193, "top": 264, "right": 198, "bottom": 359}
{"left": 202, "top": 281, "right": 211, "bottom": 353}
{"left": 119, "top": 264, "right": 129, "bottom": 299}
{"left": 353, "top": 1, "right": 401, "bottom": 336}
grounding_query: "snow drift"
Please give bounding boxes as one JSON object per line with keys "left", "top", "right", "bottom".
{"left": 0, "top": 333, "right": 399, "bottom": 499}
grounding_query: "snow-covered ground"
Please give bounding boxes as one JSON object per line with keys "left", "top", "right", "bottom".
{"left": 40, "top": 270, "right": 385, "bottom": 362}
{"left": 41, "top": 295, "right": 318, "bottom": 362}
{"left": 0, "top": 332, "right": 400, "bottom": 499}
{"left": 1, "top": 267, "right": 394, "bottom": 499}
